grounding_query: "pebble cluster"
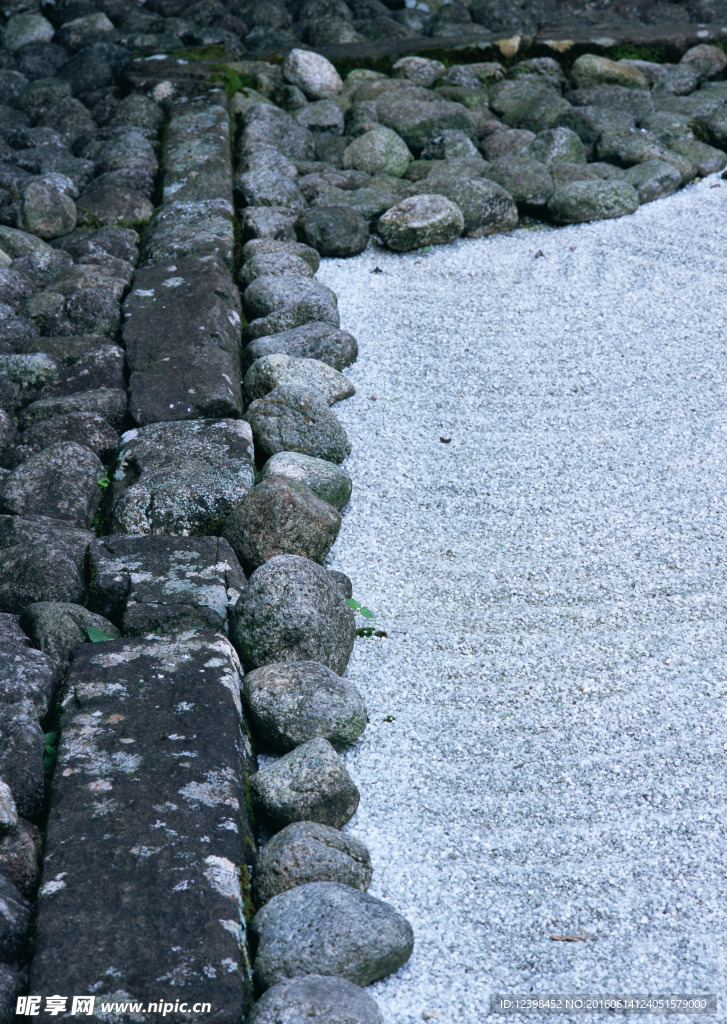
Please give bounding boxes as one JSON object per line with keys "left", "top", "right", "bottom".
{"left": 232, "top": 43, "right": 727, "bottom": 254}
{"left": 0, "top": 2, "right": 725, "bottom": 1022}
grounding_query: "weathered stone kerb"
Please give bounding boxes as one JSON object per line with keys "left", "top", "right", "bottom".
{"left": 123, "top": 253, "right": 243, "bottom": 425}
{"left": 30, "top": 631, "right": 255, "bottom": 1022}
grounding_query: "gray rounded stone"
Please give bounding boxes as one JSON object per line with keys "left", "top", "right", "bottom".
{"left": 241, "top": 206, "right": 298, "bottom": 243}
{"left": 282, "top": 50, "right": 343, "bottom": 101}
{"left": 294, "top": 100, "right": 345, "bottom": 135}
{"left": 236, "top": 167, "right": 306, "bottom": 212}
{"left": 481, "top": 128, "right": 536, "bottom": 161}
{"left": 21, "top": 180, "right": 77, "bottom": 240}
{"left": 0, "top": 353, "right": 59, "bottom": 408}
{"left": 376, "top": 97, "right": 474, "bottom": 155}
{"left": 19, "top": 389, "right": 127, "bottom": 431}
{"left": 239, "top": 252, "right": 315, "bottom": 289}
{"left": 0, "top": 818, "right": 42, "bottom": 898}
{"left": 242, "top": 239, "right": 320, "bottom": 274}
{"left": 680, "top": 44, "right": 727, "bottom": 81}
{"left": 3, "top": 13, "right": 55, "bottom": 52}
{"left": 244, "top": 354, "right": 355, "bottom": 407}
{"left": 548, "top": 180, "right": 640, "bottom": 224}
{"left": 0, "top": 874, "right": 30, "bottom": 962}
{"left": 223, "top": 475, "right": 341, "bottom": 574}
{"left": 0, "top": 636, "right": 60, "bottom": 719}
{"left": 230, "top": 554, "right": 356, "bottom": 673}
{"left": 295, "top": 206, "right": 369, "bottom": 258}
{"left": 244, "top": 275, "right": 338, "bottom": 322}
{"left": 420, "top": 130, "right": 481, "bottom": 162}
{"left": 243, "top": 660, "right": 367, "bottom": 753}
{"left": 378, "top": 194, "right": 464, "bottom": 252}
{"left": 0, "top": 711, "right": 44, "bottom": 821}
{"left": 243, "top": 275, "right": 339, "bottom": 339}
{"left": 6, "top": 412, "right": 119, "bottom": 469}
{"left": 248, "top": 974, "right": 383, "bottom": 1024}
{"left": 342, "top": 127, "right": 412, "bottom": 178}
{"left": 0, "top": 781, "right": 18, "bottom": 837}
{"left": 489, "top": 78, "right": 571, "bottom": 133}
{"left": 523, "top": 127, "right": 587, "bottom": 168}
{"left": 258, "top": 452, "right": 352, "bottom": 510}
{"left": 0, "top": 268, "right": 33, "bottom": 311}
{"left": 482, "top": 155, "right": 555, "bottom": 207}
{"left": 623, "top": 159, "right": 682, "bottom": 204}
{"left": 245, "top": 384, "right": 351, "bottom": 464}
{"left": 19, "top": 602, "right": 120, "bottom": 665}
{"left": 251, "top": 736, "right": 360, "bottom": 830}
{"left": 0, "top": 964, "right": 22, "bottom": 1024}
{"left": 243, "top": 324, "right": 358, "bottom": 374}
{"left": 570, "top": 54, "right": 648, "bottom": 91}
{"left": 420, "top": 176, "right": 518, "bottom": 238}
{"left": 252, "top": 881, "right": 414, "bottom": 990}
{"left": 392, "top": 56, "right": 446, "bottom": 88}
{"left": 0, "top": 442, "right": 103, "bottom": 529}
{"left": 253, "top": 820, "right": 373, "bottom": 907}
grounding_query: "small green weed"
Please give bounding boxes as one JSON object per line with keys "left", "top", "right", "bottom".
{"left": 689, "top": 118, "right": 710, "bottom": 142}
{"left": 348, "top": 597, "right": 374, "bottom": 619}
{"left": 209, "top": 64, "right": 256, "bottom": 98}
{"left": 380, "top": 377, "right": 401, "bottom": 430}
{"left": 608, "top": 42, "right": 670, "bottom": 63}
{"left": 115, "top": 215, "right": 151, "bottom": 234}
{"left": 86, "top": 626, "right": 116, "bottom": 642}
{"left": 77, "top": 209, "right": 104, "bottom": 230}
{"left": 44, "top": 732, "right": 57, "bottom": 776}
{"left": 348, "top": 599, "right": 387, "bottom": 638}
{"left": 97, "top": 471, "right": 110, "bottom": 490}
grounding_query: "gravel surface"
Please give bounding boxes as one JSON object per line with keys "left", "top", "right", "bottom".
{"left": 316, "top": 175, "right": 727, "bottom": 1024}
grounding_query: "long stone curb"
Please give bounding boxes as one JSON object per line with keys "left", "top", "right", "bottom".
{"left": 18, "top": 88, "right": 258, "bottom": 1022}
{"left": 0, "top": 46, "right": 410, "bottom": 1021}
{"left": 284, "top": 21, "right": 727, "bottom": 69}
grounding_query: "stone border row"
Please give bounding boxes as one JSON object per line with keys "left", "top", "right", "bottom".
{"left": 0, "top": 60, "right": 160, "bottom": 1018}
{"left": 295, "top": 20, "right": 727, "bottom": 72}
{"left": 0, "top": 47, "right": 413, "bottom": 1024}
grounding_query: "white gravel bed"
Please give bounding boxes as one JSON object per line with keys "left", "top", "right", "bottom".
{"left": 316, "top": 174, "right": 727, "bottom": 1024}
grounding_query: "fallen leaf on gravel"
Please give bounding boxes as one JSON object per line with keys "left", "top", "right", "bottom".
{"left": 549, "top": 932, "right": 593, "bottom": 942}
{"left": 440, "top": 437, "right": 452, "bottom": 443}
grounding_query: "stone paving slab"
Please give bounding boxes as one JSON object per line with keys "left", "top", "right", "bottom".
{"left": 123, "top": 253, "right": 243, "bottom": 425}
{"left": 262, "top": 22, "right": 727, "bottom": 69}
{"left": 110, "top": 419, "right": 254, "bottom": 537}
{"left": 30, "top": 631, "right": 255, "bottom": 1023}
{"left": 87, "top": 535, "right": 246, "bottom": 637}
{"left": 0, "top": 515, "right": 92, "bottom": 613}
{"left": 142, "top": 93, "right": 235, "bottom": 269}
